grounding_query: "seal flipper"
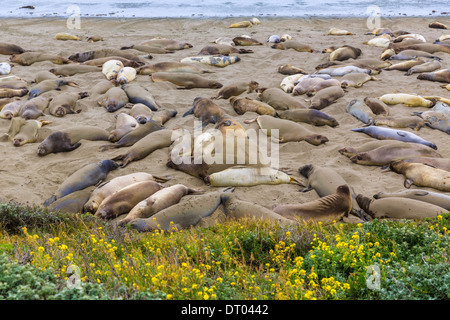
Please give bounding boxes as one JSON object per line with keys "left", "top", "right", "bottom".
{"left": 43, "top": 195, "right": 57, "bottom": 207}
{"left": 183, "top": 107, "right": 194, "bottom": 117}
{"left": 299, "top": 185, "right": 313, "bottom": 193}
{"left": 404, "top": 178, "right": 414, "bottom": 189}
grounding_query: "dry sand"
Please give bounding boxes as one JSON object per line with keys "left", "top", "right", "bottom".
{"left": 0, "top": 17, "right": 449, "bottom": 215}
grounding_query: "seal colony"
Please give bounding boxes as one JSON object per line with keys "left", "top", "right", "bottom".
{"left": 0, "top": 17, "right": 449, "bottom": 232}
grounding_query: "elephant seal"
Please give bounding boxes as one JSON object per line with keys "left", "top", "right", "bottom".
{"left": 0, "top": 100, "right": 26, "bottom": 119}
{"left": 130, "top": 190, "right": 228, "bottom": 232}
{"left": 151, "top": 72, "right": 223, "bottom": 89}
{"left": 273, "top": 185, "right": 352, "bottom": 224}
{"left": 43, "top": 160, "right": 119, "bottom": 206}
{"left": 122, "top": 83, "right": 159, "bottom": 111}
{"left": 151, "top": 108, "right": 177, "bottom": 125}
{"left": 397, "top": 43, "right": 450, "bottom": 54}
{"left": 48, "top": 92, "right": 89, "bottom": 117}
{"left": 413, "top": 110, "right": 450, "bottom": 134}
{"left": 127, "top": 103, "right": 154, "bottom": 124}
{"left": 10, "top": 52, "right": 69, "bottom": 66}
{"left": 137, "top": 62, "right": 212, "bottom": 75}
{"left": 246, "top": 115, "right": 329, "bottom": 145}
{"left": 117, "top": 184, "right": 204, "bottom": 226}
{"left": 363, "top": 97, "right": 390, "bottom": 116}
{"left": 280, "top": 74, "right": 304, "bottom": 93}
{"left": 346, "top": 99, "right": 375, "bottom": 124}
{"left": 46, "top": 187, "right": 95, "bottom": 214}
{"left": 271, "top": 40, "right": 314, "bottom": 52}
{"left": 429, "top": 21, "right": 449, "bottom": 29}
{"left": 99, "top": 119, "right": 164, "bottom": 151}
{"left": 373, "top": 189, "right": 450, "bottom": 211}
{"left": 340, "top": 73, "right": 377, "bottom": 88}
{"left": 220, "top": 193, "right": 297, "bottom": 227}
{"left": 83, "top": 172, "right": 169, "bottom": 214}
{"left": 139, "top": 39, "right": 193, "bottom": 50}
{"left": 37, "top": 126, "right": 110, "bottom": 156}
{"left": 349, "top": 142, "right": 442, "bottom": 166}
{"left": 298, "top": 164, "right": 365, "bottom": 219}
{"left": 180, "top": 55, "right": 241, "bottom": 68}
{"left": 49, "top": 65, "right": 101, "bottom": 77}
{"left": 120, "top": 44, "right": 174, "bottom": 54}
{"left": 379, "top": 93, "right": 434, "bottom": 108}
{"left": 310, "top": 86, "right": 345, "bottom": 110}
{"left": 229, "top": 96, "right": 276, "bottom": 116}
{"left": 391, "top": 157, "right": 450, "bottom": 172}
{"left": 317, "top": 65, "right": 372, "bottom": 76}
{"left": 278, "top": 64, "right": 307, "bottom": 75}
{"left": 7, "top": 118, "right": 49, "bottom": 146}
{"left": 111, "top": 129, "right": 174, "bottom": 168}
{"left": 328, "top": 28, "right": 354, "bottom": 35}
{"left": 356, "top": 195, "right": 447, "bottom": 219}
{"left": 116, "top": 67, "right": 137, "bottom": 85}
{"left": 33, "top": 71, "right": 59, "bottom": 83}
{"left": 19, "top": 96, "right": 51, "bottom": 120}
{"left": 212, "top": 81, "right": 258, "bottom": 100}
{"left": 232, "top": 36, "right": 263, "bottom": 46}
{"left": 0, "top": 88, "right": 28, "bottom": 99}
{"left": 68, "top": 49, "right": 144, "bottom": 63}
{"left": 432, "top": 101, "right": 450, "bottom": 115}
{"left": 183, "top": 97, "right": 225, "bottom": 127}
{"left": 293, "top": 78, "right": 341, "bottom": 96}
{"left": 389, "top": 160, "right": 450, "bottom": 191}
{"left": 198, "top": 44, "right": 253, "bottom": 55}
{"left": 372, "top": 115, "right": 426, "bottom": 131}
{"left": 81, "top": 56, "right": 144, "bottom": 68}
{"left": 94, "top": 180, "right": 164, "bottom": 220}
{"left": 29, "top": 79, "right": 78, "bottom": 99}
{"left": 351, "top": 126, "right": 437, "bottom": 149}
{"left": 388, "top": 49, "right": 441, "bottom": 60}
{"left": 338, "top": 139, "right": 400, "bottom": 158}
{"left": 108, "top": 113, "right": 139, "bottom": 142}
{"left": 102, "top": 60, "right": 124, "bottom": 81}
{"left": 97, "top": 86, "right": 129, "bottom": 112}
{"left": 329, "top": 45, "right": 361, "bottom": 61}
{"left": 257, "top": 87, "right": 308, "bottom": 110}
{"left": 417, "top": 69, "right": 450, "bottom": 83}
{"left": 55, "top": 33, "right": 80, "bottom": 41}
{"left": 405, "top": 59, "right": 442, "bottom": 76}
{"left": 0, "top": 42, "right": 26, "bottom": 55}
{"left": 204, "top": 166, "right": 301, "bottom": 187}
{"left": 277, "top": 109, "right": 339, "bottom": 127}
{"left": 384, "top": 59, "right": 426, "bottom": 71}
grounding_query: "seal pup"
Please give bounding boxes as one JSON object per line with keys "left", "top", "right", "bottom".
{"left": 328, "top": 28, "right": 354, "bottom": 35}
{"left": 6, "top": 117, "right": 50, "bottom": 146}
{"left": 139, "top": 39, "right": 193, "bottom": 50}
{"left": 137, "top": 62, "right": 212, "bottom": 75}
{"left": 28, "top": 79, "right": 78, "bottom": 99}
{"left": 309, "top": 86, "right": 345, "bottom": 110}
{"left": 378, "top": 93, "right": 434, "bottom": 108}
{"left": 120, "top": 44, "right": 174, "bottom": 54}
{"left": 117, "top": 184, "right": 204, "bottom": 226}
{"left": 356, "top": 195, "right": 447, "bottom": 219}
{"left": 180, "top": 55, "right": 241, "bottom": 67}
{"left": 212, "top": 81, "right": 258, "bottom": 100}
{"left": 108, "top": 112, "right": 139, "bottom": 142}
{"left": 232, "top": 36, "right": 263, "bottom": 46}
{"left": 373, "top": 189, "right": 450, "bottom": 211}
{"left": 412, "top": 110, "right": 450, "bottom": 134}
{"left": 97, "top": 86, "right": 129, "bottom": 112}
{"left": 363, "top": 97, "right": 390, "bottom": 116}
{"left": 0, "top": 42, "right": 27, "bottom": 55}
{"left": 68, "top": 48, "right": 144, "bottom": 63}
{"left": 417, "top": 69, "right": 450, "bottom": 83}
{"left": 43, "top": 160, "right": 119, "bottom": 206}
{"left": 372, "top": 115, "right": 426, "bottom": 131}
{"left": 338, "top": 139, "right": 402, "bottom": 158}
{"left": 271, "top": 40, "right": 314, "bottom": 52}
{"left": 197, "top": 44, "right": 253, "bottom": 55}
{"left": 429, "top": 22, "right": 449, "bottom": 29}
{"left": 122, "top": 83, "right": 159, "bottom": 111}
{"left": 49, "top": 64, "right": 101, "bottom": 77}
{"left": 46, "top": 187, "right": 95, "bottom": 214}
{"left": 405, "top": 59, "right": 442, "bottom": 76}
{"left": 183, "top": 97, "right": 225, "bottom": 128}
{"left": 102, "top": 59, "right": 124, "bottom": 81}
{"left": 277, "top": 109, "right": 339, "bottom": 127}
{"left": 151, "top": 72, "right": 222, "bottom": 89}
{"left": 0, "top": 100, "right": 26, "bottom": 119}
{"left": 346, "top": 99, "right": 375, "bottom": 124}
{"left": 48, "top": 92, "right": 89, "bottom": 117}
{"left": 82, "top": 56, "right": 143, "bottom": 68}
{"left": 0, "top": 88, "right": 28, "bottom": 99}
{"left": 115, "top": 67, "right": 137, "bottom": 85}
{"left": 257, "top": 87, "right": 308, "bottom": 110}
{"left": 230, "top": 96, "right": 276, "bottom": 116}
{"left": 273, "top": 185, "right": 352, "bottom": 224}
{"left": 19, "top": 96, "right": 51, "bottom": 120}
{"left": 328, "top": 45, "right": 361, "bottom": 61}
{"left": 10, "top": 52, "right": 69, "bottom": 66}
{"left": 278, "top": 64, "right": 307, "bottom": 75}
{"left": 83, "top": 172, "right": 169, "bottom": 214}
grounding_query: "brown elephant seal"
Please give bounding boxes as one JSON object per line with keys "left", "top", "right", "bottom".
{"left": 232, "top": 36, "right": 263, "bottom": 46}
{"left": 340, "top": 73, "right": 378, "bottom": 88}
{"left": 68, "top": 48, "right": 144, "bottom": 63}
{"left": 198, "top": 44, "right": 253, "bottom": 55}
{"left": 373, "top": 189, "right": 450, "bottom": 211}
{"left": 33, "top": 71, "right": 59, "bottom": 83}
{"left": 298, "top": 164, "right": 365, "bottom": 219}
{"left": 220, "top": 193, "right": 297, "bottom": 227}
{"left": 151, "top": 108, "right": 178, "bottom": 125}
{"left": 273, "top": 185, "right": 352, "bottom": 224}
{"left": 130, "top": 190, "right": 228, "bottom": 232}
{"left": 278, "top": 64, "right": 307, "bottom": 75}
{"left": 245, "top": 115, "right": 329, "bottom": 145}
{"left": 309, "top": 86, "right": 345, "bottom": 110}
{"left": 417, "top": 69, "right": 450, "bottom": 83}
{"left": 43, "top": 160, "right": 119, "bottom": 206}
{"left": 137, "top": 62, "right": 212, "bottom": 75}
{"left": 108, "top": 112, "right": 139, "bottom": 142}
{"left": 230, "top": 96, "right": 276, "bottom": 116}
{"left": 47, "top": 186, "right": 95, "bottom": 214}
{"left": 363, "top": 97, "right": 390, "bottom": 116}
{"left": 95, "top": 180, "right": 164, "bottom": 220}
{"left": 397, "top": 43, "right": 450, "bottom": 54}
{"left": 28, "top": 79, "right": 78, "bottom": 99}
{"left": 111, "top": 129, "right": 174, "bottom": 168}
{"left": 405, "top": 59, "right": 442, "bottom": 76}
{"left": 389, "top": 160, "right": 450, "bottom": 191}
{"left": 10, "top": 52, "right": 69, "bottom": 66}
{"left": 429, "top": 21, "right": 449, "bottom": 29}
{"left": 413, "top": 110, "right": 450, "bottom": 134}
{"left": 49, "top": 64, "right": 101, "bottom": 77}
{"left": 349, "top": 142, "right": 442, "bottom": 166}
{"left": 0, "top": 100, "right": 26, "bottom": 119}
{"left": 89, "top": 80, "right": 115, "bottom": 96}
{"left": 151, "top": 72, "right": 223, "bottom": 89}
{"left": 120, "top": 44, "right": 174, "bottom": 54}
{"left": 356, "top": 194, "right": 447, "bottom": 219}
{"left": 48, "top": 92, "right": 89, "bottom": 117}
{"left": 329, "top": 45, "right": 362, "bottom": 61}
{"left": 127, "top": 103, "right": 154, "bottom": 124}
{"left": 271, "top": 40, "right": 314, "bottom": 52}
{"left": 99, "top": 119, "right": 164, "bottom": 151}
{"left": 19, "top": 96, "right": 51, "bottom": 120}
{"left": 388, "top": 49, "right": 441, "bottom": 61}
{"left": 81, "top": 56, "right": 144, "bottom": 68}
{"left": 395, "top": 157, "right": 450, "bottom": 172}
{"left": 0, "top": 80, "right": 28, "bottom": 90}
{"left": 0, "top": 88, "right": 28, "bottom": 99}
{"left": 372, "top": 115, "right": 426, "bottom": 131}
{"left": 257, "top": 87, "right": 308, "bottom": 110}
{"left": 83, "top": 172, "right": 169, "bottom": 214}
{"left": 139, "top": 39, "right": 193, "bottom": 50}
{"left": 384, "top": 59, "right": 426, "bottom": 71}
{"left": 338, "top": 140, "right": 400, "bottom": 158}
{"left": 122, "top": 83, "right": 159, "bottom": 111}
{"left": 97, "top": 86, "right": 129, "bottom": 112}
{"left": 293, "top": 78, "right": 341, "bottom": 96}
{"left": 37, "top": 126, "right": 109, "bottom": 156}
{"left": 7, "top": 117, "right": 50, "bottom": 146}
{"left": 0, "top": 42, "right": 27, "bottom": 55}
{"left": 0, "top": 97, "right": 20, "bottom": 110}
{"left": 117, "top": 184, "right": 204, "bottom": 226}
{"left": 183, "top": 97, "right": 225, "bottom": 127}
{"left": 212, "top": 81, "right": 258, "bottom": 100}
{"left": 277, "top": 109, "right": 339, "bottom": 127}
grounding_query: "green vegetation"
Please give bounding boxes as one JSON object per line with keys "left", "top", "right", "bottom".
{"left": 0, "top": 202, "right": 449, "bottom": 300}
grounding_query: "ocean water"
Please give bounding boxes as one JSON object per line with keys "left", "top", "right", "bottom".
{"left": 0, "top": 0, "right": 449, "bottom": 18}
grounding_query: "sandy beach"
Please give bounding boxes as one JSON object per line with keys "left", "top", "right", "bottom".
{"left": 0, "top": 16, "right": 449, "bottom": 218}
